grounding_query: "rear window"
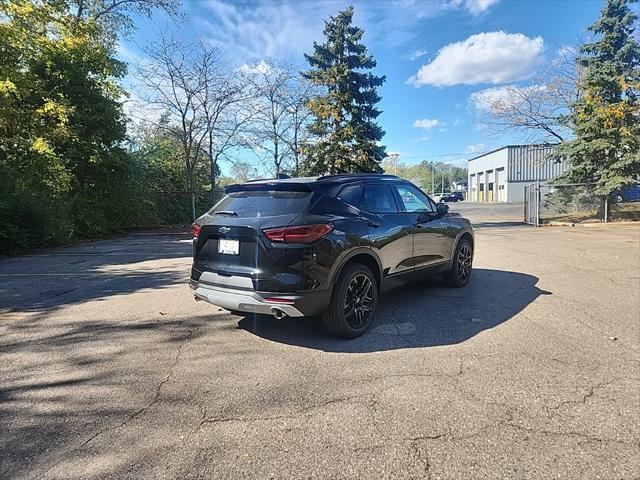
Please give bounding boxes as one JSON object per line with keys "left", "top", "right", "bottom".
{"left": 210, "top": 190, "right": 311, "bottom": 218}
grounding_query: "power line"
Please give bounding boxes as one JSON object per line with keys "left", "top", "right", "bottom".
{"left": 387, "top": 151, "right": 488, "bottom": 160}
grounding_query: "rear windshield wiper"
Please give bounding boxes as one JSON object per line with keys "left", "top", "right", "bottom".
{"left": 214, "top": 210, "right": 238, "bottom": 216}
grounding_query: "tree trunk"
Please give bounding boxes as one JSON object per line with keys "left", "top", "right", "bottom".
{"left": 190, "top": 191, "right": 196, "bottom": 222}
{"left": 209, "top": 131, "right": 216, "bottom": 204}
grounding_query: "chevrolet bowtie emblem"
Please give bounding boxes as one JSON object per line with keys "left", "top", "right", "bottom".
{"left": 218, "top": 227, "right": 231, "bottom": 234}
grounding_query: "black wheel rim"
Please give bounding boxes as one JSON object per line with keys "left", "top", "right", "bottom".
{"left": 344, "top": 274, "right": 375, "bottom": 329}
{"left": 457, "top": 244, "right": 473, "bottom": 281}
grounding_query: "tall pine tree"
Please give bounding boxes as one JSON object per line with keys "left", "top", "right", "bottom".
{"left": 302, "top": 6, "right": 386, "bottom": 174}
{"left": 558, "top": 0, "right": 639, "bottom": 193}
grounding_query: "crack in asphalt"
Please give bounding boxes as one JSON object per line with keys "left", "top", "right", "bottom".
{"left": 197, "top": 392, "right": 378, "bottom": 428}
{"left": 504, "top": 421, "right": 640, "bottom": 447}
{"left": 60, "top": 322, "right": 200, "bottom": 459}
{"left": 548, "top": 379, "right": 614, "bottom": 412}
{"left": 409, "top": 437, "right": 433, "bottom": 480}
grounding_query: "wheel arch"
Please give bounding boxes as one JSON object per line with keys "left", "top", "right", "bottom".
{"left": 459, "top": 231, "right": 474, "bottom": 250}
{"left": 449, "top": 229, "right": 475, "bottom": 262}
{"left": 331, "top": 248, "right": 383, "bottom": 292}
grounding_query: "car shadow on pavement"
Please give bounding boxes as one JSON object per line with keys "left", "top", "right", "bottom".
{"left": 237, "top": 268, "right": 550, "bottom": 353}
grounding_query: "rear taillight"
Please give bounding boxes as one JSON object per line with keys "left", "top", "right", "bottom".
{"left": 263, "top": 223, "right": 333, "bottom": 243}
{"left": 192, "top": 223, "right": 201, "bottom": 238}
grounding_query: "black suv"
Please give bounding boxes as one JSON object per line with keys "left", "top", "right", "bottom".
{"left": 190, "top": 174, "right": 474, "bottom": 338}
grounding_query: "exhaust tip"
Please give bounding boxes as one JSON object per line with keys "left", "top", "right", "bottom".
{"left": 270, "top": 307, "right": 287, "bottom": 319}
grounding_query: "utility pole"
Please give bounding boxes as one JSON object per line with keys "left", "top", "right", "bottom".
{"left": 441, "top": 171, "right": 444, "bottom": 195}
{"left": 431, "top": 162, "right": 435, "bottom": 195}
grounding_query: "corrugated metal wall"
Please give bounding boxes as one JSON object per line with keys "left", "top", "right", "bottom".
{"left": 507, "top": 145, "right": 565, "bottom": 182}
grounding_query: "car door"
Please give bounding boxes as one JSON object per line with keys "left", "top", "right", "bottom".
{"left": 393, "top": 183, "right": 454, "bottom": 270}
{"left": 359, "top": 182, "right": 414, "bottom": 277}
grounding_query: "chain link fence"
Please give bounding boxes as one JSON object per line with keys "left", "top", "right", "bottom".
{"left": 525, "top": 182, "right": 640, "bottom": 225}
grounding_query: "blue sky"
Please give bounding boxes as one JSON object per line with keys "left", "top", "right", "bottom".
{"left": 120, "top": 0, "right": 607, "bottom": 169}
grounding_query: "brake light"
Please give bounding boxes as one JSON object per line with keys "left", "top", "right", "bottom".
{"left": 191, "top": 223, "right": 201, "bottom": 238}
{"left": 263, "top": 224, "right": 333, "bottom": 243}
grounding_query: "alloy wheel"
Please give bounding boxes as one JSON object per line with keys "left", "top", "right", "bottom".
{"left": 457, "top": 244, "right": 472, "bottom": 281}
{"left": 344, "top": 274, "right": 375, "bottom": 329}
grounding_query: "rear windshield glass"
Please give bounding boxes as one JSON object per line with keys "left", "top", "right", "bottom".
{"left": 210, "top": 191, "right": 311, "bottom": 218}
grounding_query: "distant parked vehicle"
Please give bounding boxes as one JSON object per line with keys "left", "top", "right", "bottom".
{"left": 611, "top": 184, "right": 640, "bottom": 203}
{"left": 440, "top": 192, "right": 463, "bottom": 203}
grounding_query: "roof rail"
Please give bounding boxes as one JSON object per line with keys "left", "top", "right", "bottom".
{"left": 244, "top": 177, "right": 274, "bottom": 183}
{"left": 317, "top": 173, "right": 399, "bottom": 181}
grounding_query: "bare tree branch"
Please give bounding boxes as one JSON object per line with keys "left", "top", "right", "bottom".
{"left": 475, "top": 50, "right": 581, "bottom": 143}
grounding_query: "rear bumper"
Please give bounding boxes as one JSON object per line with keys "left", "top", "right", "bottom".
{"left": 190, "top": 280, "right": 330, "bottom": 317}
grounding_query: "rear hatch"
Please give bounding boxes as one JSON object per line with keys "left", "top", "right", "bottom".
{"left": 193, "top": 182, "right": 315, "bottom": 279}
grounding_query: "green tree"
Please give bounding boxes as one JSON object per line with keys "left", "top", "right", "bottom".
{"left": 381, "top": 158, "right": 467, "bottom": 194}
{"left": 131, "top": 124, "right": 210, "bottom": 224}
{"left": 558, "top": 0, "right": 640, "bottom": 194}
{"left": 0, "top": 0, "right": 174, "bottom": 252}
{"left": 302, "top": 6, "right": 386, "bottom": 174}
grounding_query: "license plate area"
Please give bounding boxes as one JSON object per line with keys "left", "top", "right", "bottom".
{"left": 218, "top": 238, "right": 239, "bottom": 255}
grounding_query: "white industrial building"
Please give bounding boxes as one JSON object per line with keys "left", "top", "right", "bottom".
{"left": 467, "top": 144, "right": 565, "bottom": 203}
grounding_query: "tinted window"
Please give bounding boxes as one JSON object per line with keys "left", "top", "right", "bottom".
{"left": 210, "top": 191, "right": 311, "bottom": 218}
{"left": 361, "top": 184, "right": 398, "bottom": 213}
{"left": 337, "top": 184, "right": 361, "bottom": 206}
{"left": 395, "top": 184, "right": 435, "bottom": 213}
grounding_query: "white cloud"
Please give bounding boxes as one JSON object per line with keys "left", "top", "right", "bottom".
{"left": 237, "top": 60, "right": 271, "bottom": 75}
{"left": 557, "top": 44, "right": 576, "bottom": 57}
{"left": 464, "top": 143, "right": 486, "bottom": 153}
{"left": 469, "top": 86, "right": 515, "bottom": 111}
{"left": 410, "top": 48, "right": 428, "bottom": 61}
{"left": 195, "top": 0, "right": 454, "bottom": 63}
{"left": 469, "top": 85, "right": 545, "bottom": 111}
{"left": 197, "top": 0, "right": 336, "bottom": 61}
{"left": 192, "top": 1, "right": 498, "bottom": 65}
{"left": 451, "top": 0, "right": 500, "bottom": 16}
{"left": 408, "top": 31, "right": 544, "bottom": 87}
{"left": 116, "top": 41, "right": 143, "bottom": 63}
{"left": 413, "top": 118, "right": 444, "bottom": 131}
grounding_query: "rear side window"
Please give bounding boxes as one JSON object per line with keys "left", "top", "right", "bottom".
{"left": 210, "top": 190, "right": 311, "bottom": 218}
{"left": 336, "top": 184, "right": 361, "bottom": 206}
{"left": 361, "top": 184, "right": 398, "bottom": 213}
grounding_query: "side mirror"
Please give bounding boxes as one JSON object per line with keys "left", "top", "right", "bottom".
{"left": 436, "top": 203, "right": 449, "bottom": 217}
{"left": 417, "top": 211, "right": 434, "bottom": 223}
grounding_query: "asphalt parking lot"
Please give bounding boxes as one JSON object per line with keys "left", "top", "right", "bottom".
{"left": 1, "top": 204, "right": 639, "bottom": 479}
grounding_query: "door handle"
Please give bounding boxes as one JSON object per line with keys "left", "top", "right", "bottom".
{"left": 366, "top": 220, "right": 379, "bottom": 228}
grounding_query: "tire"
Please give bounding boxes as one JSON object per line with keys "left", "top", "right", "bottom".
{"left": 444, "top": 238, "right": 473, "bottom": 287}
{"left": 322, "top": 263, "right": 379, "bottom": 338}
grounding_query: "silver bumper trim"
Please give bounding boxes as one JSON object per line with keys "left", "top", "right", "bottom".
{"left": 192, "top": 283, "right": 304, "bottom": 317}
